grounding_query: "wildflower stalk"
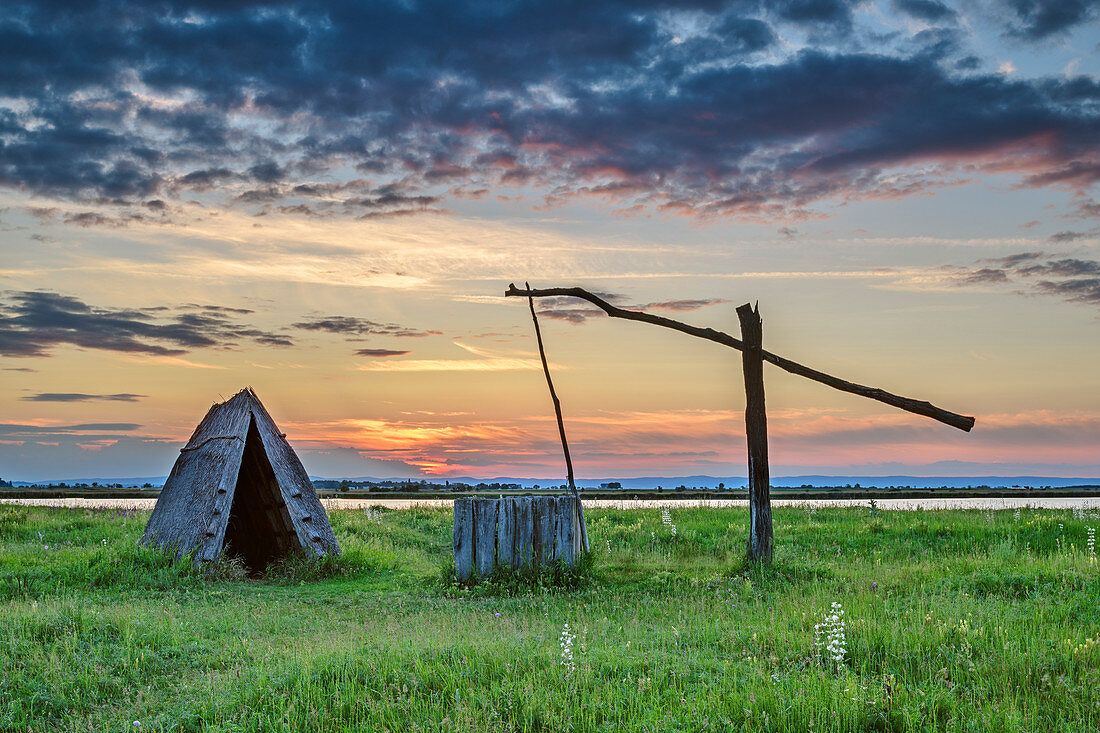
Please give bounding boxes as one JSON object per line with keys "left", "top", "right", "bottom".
{"left": 661, "top": 508, "right": 677, "bottom": 537}
{"left": 560, "top": 622, "right": 576, "bottom": 678}
{"left": 814, "top": 602, "right": 847, "bottom": 670}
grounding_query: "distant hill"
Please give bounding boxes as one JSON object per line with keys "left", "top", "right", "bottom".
{"left": 313, "top": 474, "right": 1100, "bottom": 490}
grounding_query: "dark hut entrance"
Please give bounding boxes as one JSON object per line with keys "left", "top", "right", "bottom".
{"left": 223, "top": 417, "right": 296, "bottom": 573}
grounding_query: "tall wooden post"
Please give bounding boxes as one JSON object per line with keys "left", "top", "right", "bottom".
{"left": 737, "top": 302, "right": 773, "bottom": 562}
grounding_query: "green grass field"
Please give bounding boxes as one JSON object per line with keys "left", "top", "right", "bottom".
{"left": 1, "top": 503, "right": 1098, "bottom": 732}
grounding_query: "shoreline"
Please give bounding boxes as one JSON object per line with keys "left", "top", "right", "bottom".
{"left": 4, "top": 496, "right": 1100, "bottom": 511}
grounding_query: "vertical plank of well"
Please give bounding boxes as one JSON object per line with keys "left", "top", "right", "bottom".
{"left": 514, "top": 497, "right": 533, "bottom": 569}
{"left": 572, "top": 497, "right": 584, "bottom": 559}
{"left": 453, "top": 497, "right": 475, "bottom": 581}
{"left": 497, "top": 497, "right": 514, "bottom": 568}
{"left": 558, "top": 496, "right": 575, "bottom": 567}
{"left": 537, "top": 496, "right": 556, "bottom": 564}
{"left": 474, "top": 498, "right": 498, "bottom": 578}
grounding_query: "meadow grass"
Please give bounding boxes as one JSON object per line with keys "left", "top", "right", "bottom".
{"left": 1, "top": 503, "right": 1098, "bottom": 732}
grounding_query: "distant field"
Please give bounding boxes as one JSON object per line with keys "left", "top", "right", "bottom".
{"left": 2, "top": 504, "right": 1099, "bottom": 731}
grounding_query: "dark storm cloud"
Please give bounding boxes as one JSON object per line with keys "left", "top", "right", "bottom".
{"left": 22, "top": 393, "right": 146, "bottom": 402}
{"left": 995, "top": 0, "right": 1100, "bottom": 40}
{"left": 293, "top": 315, "right": 440, "bottom": 338}
{"left": 0, "top": 291, "right": 293, "bottom": 357}
{"left": 951, "top": 252, "right": 1100, "bottom": 308}
{"left": 0, "top": 1, "right": 1097, "bottom": 222}
{"left": 894, "top": 0, "right": 956, "bottom": 21}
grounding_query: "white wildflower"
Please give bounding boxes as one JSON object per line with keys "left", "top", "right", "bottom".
{"left": 560, "top": 623, "right": 576, "bottom": 677}
{"left": 661, "top": 508, "right": 677, "bottom": 537}
{"left": 814, "top": 601, "right": 847, "bottom": 669}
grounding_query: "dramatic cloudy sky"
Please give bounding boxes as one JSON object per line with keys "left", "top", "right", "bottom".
{"left": 2, "top": 0, "right": 1098, "bottom": 481}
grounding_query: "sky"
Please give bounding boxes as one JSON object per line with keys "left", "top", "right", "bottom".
{"left": 1, "top": 0, "right": 1098, "bottom": 482}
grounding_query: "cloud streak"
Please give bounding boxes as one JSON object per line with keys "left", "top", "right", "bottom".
{"left": 354, "top": 348, "right": 411, "bottom": 358}
{"left": 538, "top": 295, "right": 731, "bottom": 324}
{"left": 0, "top": 291, "right": 294, "bottom": 358}
{"left": 292, "top": 315, "right": 440, "bottom": 339}
{"left": 950, "top": 251, "right": 1100, "bottom": 308}
{"left": 0, "top": 423, "right": 141, "bottom": 437}
{"left": 21, "top": 393, "right": 146, "bottom": 402}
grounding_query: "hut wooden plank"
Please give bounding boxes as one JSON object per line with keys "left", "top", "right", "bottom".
{"left": 144, "top": 394, "right": 251, "bottom": 562}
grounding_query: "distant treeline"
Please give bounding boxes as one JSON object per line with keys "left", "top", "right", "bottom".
{"left": 3, "top": 479, "right": 1099, "bottom": 501}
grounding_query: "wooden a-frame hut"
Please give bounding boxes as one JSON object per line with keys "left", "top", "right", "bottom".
{"left": 141, "top": 388, "right": 340, "bottom": 570}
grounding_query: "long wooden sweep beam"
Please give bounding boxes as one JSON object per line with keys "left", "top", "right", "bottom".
{"left": 505, "top": 284, "right": 975, "bottom": 432}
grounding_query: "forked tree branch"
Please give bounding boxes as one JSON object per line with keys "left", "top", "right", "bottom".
{"left": 525, "top": 282, "right": 590, "bottom": 553}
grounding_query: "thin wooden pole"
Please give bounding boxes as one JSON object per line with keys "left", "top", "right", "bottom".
{"left": 505, "top": 284, "right": 974, "bottom": 432}
{"left": 738, "top": 302, "right": 773, "bottom": 563}
{"left": 526, "top": 282, "right": 589, "bottom": 553}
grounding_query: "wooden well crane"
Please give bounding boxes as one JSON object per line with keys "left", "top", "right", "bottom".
{"left": 506, "top": 283, "right": 974, "bottom": 562}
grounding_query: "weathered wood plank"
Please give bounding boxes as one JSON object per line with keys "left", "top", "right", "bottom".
{"left": 513, "top": 496, "right": 533, "bottom": 569}
{"left": 497, "top": 496, "right": 514, "bottom": 568}
{"left": 474, "top": 498, "right": 498, "bottom": 578}
{"left": 536, "top": 496, "right": 555, "bottom": 563}
{"left": 453, "top": 497, "right": 475, "bottom": 581}
{"left": 576, "top": 498, "right": 584, "bottom": 556}
{"left": 558, "top": 496, "right": 575, "bottom": 566}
